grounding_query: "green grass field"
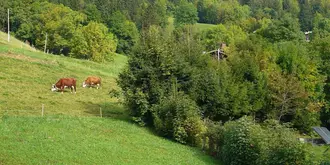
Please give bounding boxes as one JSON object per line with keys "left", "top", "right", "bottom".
{"left": 0, "top": 36, "right": 126, "bottom": 116}
{"left": 0, "top": 116, "right": 218, "bottom": 165}
{"left": 167, "top": 17, "right": 216, "bottom": 34}
{"left": 195, "top": 23, "right": 217, "bottom": 32}
{"left": 0, "top": 32, "right": 219, "bottom": 164}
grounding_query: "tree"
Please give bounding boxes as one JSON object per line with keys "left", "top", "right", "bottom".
{"left": 29, "top": 2, "right": 86, "bottom": 55}
{"left": 299, "top": 0, "right": 314, "bottom": 31}
{"left": 174, "top": 1, "right": 198, "bottom": 26}
{"left": 48, "top": 0, "right": 85, "bottom": 11}
{"left": 268, "top": 41, "right": 324, "bottom": 132}
{"left": 312, "top": 13, "right": 330, "bottom": 39}
{"left": 268, "top": 72, "right": 308, "bottom": 121}
{"left": 139, "top": 0, "right": 168, "bottom": 29}
{"left": 6, "top": 0, "right": 34, "bottom": 34}
{"left": 84, "top": 3, "right": 101, "bottom": 23}
{"left": 107, "top": 11, "right": 139, "bottom": 55}
{"left": 70, "top": 21, "right": 117, "bottom": 62}
{"left": 283, "top": 0, "right": 300, "bottom": 17}
{"left": 197, "top": 0, "right": 250, "bottom": 24}
{"left": 260, "top": 13, "right": 304, "bottom": 42}
{"left": 201, "top": 24, "right": 247, "bottom": 50}
{"left": 0, "top": 0, "right": 8, "bottom": 31}
{"left": 15, "top": 22, "right": 33, "bottom": 43}
{"left": 311, "top": 36, "right": 330, "bottom": 129}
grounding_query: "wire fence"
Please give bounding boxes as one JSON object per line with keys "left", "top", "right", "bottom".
{"left": 0, "top": 105, "right": 104, "bottom": 118}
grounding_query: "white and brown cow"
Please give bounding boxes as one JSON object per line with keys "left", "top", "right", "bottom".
{"left": 82, "top": 76, "right": 101, "bottom": 89}
{"left": 51, "top": 78, "right": 76, "bottom": 94}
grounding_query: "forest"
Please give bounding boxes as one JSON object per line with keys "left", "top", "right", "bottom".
{"left": 1, "top": 0, "right": 330, "bottom": 164}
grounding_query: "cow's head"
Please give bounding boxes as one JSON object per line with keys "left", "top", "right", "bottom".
{"left": 82, "top": 81, "right": 87, "bottom": 88}
{"left": 51, "top": 84, "right": 58, "bottom": 92}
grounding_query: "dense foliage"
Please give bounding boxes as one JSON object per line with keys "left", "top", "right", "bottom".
{"left": 221, "top": 117, "right": 312, "bottom": 165}
{"left": 2, "top": 0, "right": 330, "bottom": 163}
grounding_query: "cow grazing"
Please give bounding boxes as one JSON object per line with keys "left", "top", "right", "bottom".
{"left": 82, "top": 76, "right": 101, "bottom": 89}
{"left": 51, "top": 78, "right": 76, "bottom": 94}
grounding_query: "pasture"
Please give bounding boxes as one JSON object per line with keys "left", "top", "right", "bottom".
{"left": 166, "top": 17, "right": 217, "bottom": 34}
{"left": 195, "top": 23, "right": 217, "bottom": 32}
{"left": 0, "top": 43, "right": 126, "bottom": 117}
{"left": 0, "top": 32, "right": 219, "bottom": 164}
{"left": 0, "top": 116, "right": 218, "bottom": 164}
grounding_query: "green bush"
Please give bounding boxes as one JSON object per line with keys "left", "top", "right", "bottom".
{"left": 203, "top": 119, "right": 224, "bottom": 157}
{"left": 261, "top": 120, "right": 309, "bottom": 165}
{"left": 152, "top": 93, "right": 205, "bottom": 146}
{"left": 219, "top": 117, "right": 310, "bottom": 165}
{"left": 221, "top": 117, "right": 262, "bottom": 165}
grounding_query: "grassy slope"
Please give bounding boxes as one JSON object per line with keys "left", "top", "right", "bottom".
{"left": 0, "top": 32, "right": 126, "bottom": 116}
{"left": 0, "top": 32, "right": 219, "bottom": 164}
{"left": 0, "top": 116, "right": 217, "bottom": 165}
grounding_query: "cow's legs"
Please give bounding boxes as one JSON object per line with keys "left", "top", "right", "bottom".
{"left": 60, "top": 86, "right": 64, "bottom": 94}
{"left": 71, "top": 86, "right": 76, "bottom": 94}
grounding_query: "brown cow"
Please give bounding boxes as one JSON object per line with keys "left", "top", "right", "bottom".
{"left": 82, "top": 76, "right": 101, "bottom": 89}
{"left": 51, "top": 78, "right": 76, "bottom": 94}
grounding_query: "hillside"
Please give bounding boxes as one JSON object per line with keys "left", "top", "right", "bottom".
{"left": 0, "top": 32, "right": 219, "bottom": 164}
{"left": 0, "top": 31, "right": 126, "bottom": 116}
{"left": 0, "top": 116, "right": 218, "bottom": 164}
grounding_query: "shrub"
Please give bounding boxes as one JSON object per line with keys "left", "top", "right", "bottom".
{"left": 262, "top": 120, "right": 309, "bottom": 165}
{"left": 152, "top": 93, "right": 205, "bottom": 146}
{"left": 219, "top": 117, "right": 310, "bottom": 165}
{"left": 203, "top": 119, "right": 224, "bottom": 157}
{"left": 221, "top": 117, "right": 262, "bottom": 165}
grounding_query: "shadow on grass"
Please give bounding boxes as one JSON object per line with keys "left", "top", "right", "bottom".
{"left": 79, "top": 101, "right": 131, "bottom": 122}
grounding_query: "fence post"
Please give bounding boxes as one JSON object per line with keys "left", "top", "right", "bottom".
{"left": 100, "top": 107, "right": 102, "bottom": 118}
{"left": 42, "top": 104, "right": 44, "bottom": 117}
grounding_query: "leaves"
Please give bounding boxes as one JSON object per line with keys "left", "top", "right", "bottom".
{"left": 268, "top": 72, "right": 308, "bottom": 120}
{"left": 174, "top": 1, "right": 198, "bottom": 26}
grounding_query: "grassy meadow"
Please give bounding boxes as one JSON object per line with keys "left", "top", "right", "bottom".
{"left": 0, "top": 32, "right": 220, "bottom": 164}
{"left": 0, "top": 116, "right": 218, "bottom": 165}
{"left": 0, "top": 38, "right": 127, "bottom": 116}
{"left": 195, "top": 23, "right": 217, "bottom": 32}
{"left": 167, "top": 17, "right": 217, "bottom": 34}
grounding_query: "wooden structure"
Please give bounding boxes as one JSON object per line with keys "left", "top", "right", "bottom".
{"left": 305, "top": 31, "right": 312, "bottom": 42}
{"left": 203, "top": 43, "right": 228, "bottom": 61}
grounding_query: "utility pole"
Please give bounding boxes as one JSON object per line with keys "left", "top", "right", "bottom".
{"left": 7, "top": 8, "right": 10, "bottom": 42}
{"left": 44, "top": 33, "right": 47, "bottom": 53}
